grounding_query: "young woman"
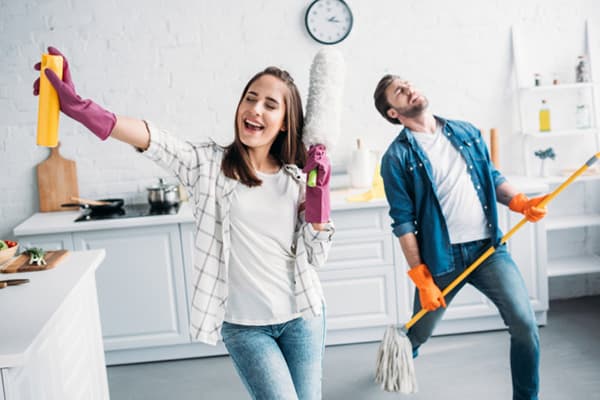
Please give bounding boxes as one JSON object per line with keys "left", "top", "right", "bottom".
{"left": 34, "top": 47, "right": 334, "bottom": 400}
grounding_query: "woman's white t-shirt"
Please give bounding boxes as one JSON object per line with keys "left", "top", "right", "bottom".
{"left": 225, "top": 168, "right": 302, "bottom": 325}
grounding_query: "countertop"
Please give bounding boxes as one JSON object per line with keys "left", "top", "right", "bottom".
{"left": 13, "top": 193, "right": 388, "bottom": 236}
{"left": 13, "top": 175, "right": 547, "bottom": 237}
{"left": 0, "top": 249, "right": 106, "bottom": 368}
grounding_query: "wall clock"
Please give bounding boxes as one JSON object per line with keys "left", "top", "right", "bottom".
{"left": 305, "top": 0, "right": 353, "bottom": 45}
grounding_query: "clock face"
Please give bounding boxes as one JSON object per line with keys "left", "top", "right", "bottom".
{"left": 305, "top": 0, "right": 353, "bottom": 45}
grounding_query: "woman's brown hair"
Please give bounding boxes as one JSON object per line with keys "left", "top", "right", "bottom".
{"left": 222, "top": 67, "right": 306, "bottom": 187}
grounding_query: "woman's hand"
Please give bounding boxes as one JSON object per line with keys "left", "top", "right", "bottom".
{"left": 33, "top": 46, "right": 116, "bottom": 140}
{"left": 302, "top": 144, "right": 331, "bottom": 224}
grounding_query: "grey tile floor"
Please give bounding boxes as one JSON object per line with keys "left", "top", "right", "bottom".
{"left": 108, "top": 296, "right": 600, "bottom": 399}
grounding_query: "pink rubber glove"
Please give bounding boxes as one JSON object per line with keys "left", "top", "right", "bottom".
{"left": 33, "top": 46, "right": 116, "bottom": 140}
{"left": 302, "top": 144, "right": 331, "bottom": 223}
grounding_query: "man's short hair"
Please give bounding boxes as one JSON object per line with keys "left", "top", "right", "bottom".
{"left": 373, "top": 74, "right": 402, "bottom": 125}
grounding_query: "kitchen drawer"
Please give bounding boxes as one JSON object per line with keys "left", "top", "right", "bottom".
{"left": 16, "top": 233, "right": 75, "bottom": 252}
{"left": 319, "top": 266, "right": 398, "bottom": 331}
{"left": 325, "top": 234, "right": 393, "bottom": 270}
{"left": 331, "top": 207, "right": 390, "bottom": 239}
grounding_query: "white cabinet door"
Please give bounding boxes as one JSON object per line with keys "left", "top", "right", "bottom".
{"left": 73, "top": 225, "right": 190, "bottom": 351}
{"left": 322, "top": 207, "right": 400, "bottom": 344}
{"left": 505, "top": 210, "right": 548, "bottom": 312}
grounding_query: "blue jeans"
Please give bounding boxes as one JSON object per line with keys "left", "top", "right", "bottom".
{"left": 408, "top": 239, "right": 540, "bottom": 400}
{"left": 221, "top": 312, "right": 326, "bottom": 400}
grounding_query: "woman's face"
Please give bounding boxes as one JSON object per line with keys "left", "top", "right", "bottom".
{"left": 237, "top": 74, "right": 288, "bottom": 152}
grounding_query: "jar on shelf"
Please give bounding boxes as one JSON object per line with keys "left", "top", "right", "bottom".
{"left": 539, "top": 99, "right": 551, "bottom": 132}
{"left": 575, "top": 55, "right": 590, "bottom": 83}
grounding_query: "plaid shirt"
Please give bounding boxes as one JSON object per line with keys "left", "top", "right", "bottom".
{"left": 143, "top": 122, "right": 334, "bottom": 345}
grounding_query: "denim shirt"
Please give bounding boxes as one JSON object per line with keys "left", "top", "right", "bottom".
{"left": 380, "top": 117, "right": 506, "bottom": 276}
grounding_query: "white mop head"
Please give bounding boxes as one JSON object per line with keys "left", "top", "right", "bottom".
{"left": 375, "top": 325, "right": 418, "bottom": 393}
{"left": 302, "top": 47, "right": 346, "bottom": 150}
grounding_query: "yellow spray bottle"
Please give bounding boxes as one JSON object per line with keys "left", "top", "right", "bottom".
{"left": 36, "top": 53, "right": 63, "bottom": 147}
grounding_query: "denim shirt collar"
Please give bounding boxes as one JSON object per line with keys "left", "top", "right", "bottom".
{"left": 396, "top": 115, "right": 448, "bottom": 145}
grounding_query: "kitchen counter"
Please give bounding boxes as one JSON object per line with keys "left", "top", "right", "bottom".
{"left": 13, "top": 194, "right": 386, "bottom": 236}
{"left": 0, "top": 249, "right": 109, "bottom": 399}
{"left": 0, "top": 249, "right": 105, "bottom": 368}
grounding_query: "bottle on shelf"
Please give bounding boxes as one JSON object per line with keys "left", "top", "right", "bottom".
{"left": 575, "top": 90, "right": 592, "bottom": 129}
{"left": 534, "top": 73, "right": 541, "bottom": 86}
{"left": 552, "top": 73, "right": 559, "bottom": 85}
{"left": 575, "top": 55, "right": 589, "bottom": 83}
{"left": 575, "top": 104, "right": 591, "bottom": 129}
{"left": 539, "top": 99, "right": 551, "bottom": 132}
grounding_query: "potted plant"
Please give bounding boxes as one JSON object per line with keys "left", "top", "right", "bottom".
{"left": 534, "top": 147, "right": 556, "bottom": 177}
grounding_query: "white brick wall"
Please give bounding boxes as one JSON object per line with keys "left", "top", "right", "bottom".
{"left": 1, "top": 0, "right": 599, "bottom": 239}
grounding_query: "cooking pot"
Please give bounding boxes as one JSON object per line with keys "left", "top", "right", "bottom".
{"left": 147, "top": 178, "right": 179, "bottom": 209}
{"left": 61, "top": 198, "right": 125, "bottom": 214}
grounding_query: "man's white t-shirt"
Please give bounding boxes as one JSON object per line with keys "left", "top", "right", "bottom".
{"left": 412, "top": 124, "right": 489, "bottom": 244}
{"left": 225, "top": 168, "right": 301, "bottom": 325}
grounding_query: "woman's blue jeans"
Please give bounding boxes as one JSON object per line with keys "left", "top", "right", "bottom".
{"left": 408, "top": 239, "right": 540, "bottom": 400}
{"left": 221, "top": 311, "right": 326, "bottom": 400}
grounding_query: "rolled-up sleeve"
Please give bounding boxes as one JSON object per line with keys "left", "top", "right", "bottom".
{"left": 298, "top": 211, "right": 334, "bottom": 268}
{"left": 381, "top": 151, "right": 416, "bottom": 238}
{"left": 143, "top": 121, "right": 220, "bottom": 188}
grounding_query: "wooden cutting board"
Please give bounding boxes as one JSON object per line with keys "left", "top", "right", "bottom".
{"left": 37, "top": 143, "right": 79, "bottom": 212}
{"left": 1, "top": 250, "right": 69, "bottom": 273}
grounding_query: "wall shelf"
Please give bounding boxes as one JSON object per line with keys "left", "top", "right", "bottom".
{"left": 538, "top": 174, "right": 600, "bottom": 184}
{"left": 546, "top": 214, "right": 600, "bottom": 231}
{"left": 519, "top": 82, "right": 596, "bottom": 92}
{"left": 512, "top": 20, "right": 600, "bottom": 289}
{"left": 521, "top": 128, "right": 598, "bottom": 138}
{"left": 547, "top": 254, "right": 600, "bottom": 277}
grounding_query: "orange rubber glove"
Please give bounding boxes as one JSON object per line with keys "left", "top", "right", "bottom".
{"left": 407, "top": 264, "right": 447, "bottom": 311}
{"left": 508, "top": 193, "right": 549, "bottom": 222}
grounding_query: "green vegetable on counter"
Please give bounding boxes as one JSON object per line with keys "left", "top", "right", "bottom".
{"left": 23, "top": 247, "right": 47, "bottom": 266}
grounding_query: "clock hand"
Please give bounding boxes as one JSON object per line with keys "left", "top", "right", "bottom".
{"left": 328, "top": 16, "right": 340, "bottom": 23}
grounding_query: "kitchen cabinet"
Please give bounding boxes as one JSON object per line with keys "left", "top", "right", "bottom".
{"left": 72, "top": 226, "right": 190, "bottom": 351}
{"left": 14, "top": 208, "right": 196, "bottom": 365}
{"left": 0, "top": 250, "right": 108, "bottom": 400}
{"left": 319, "top": 205, "right": 401, "bottom": 344}
{"left": 512, "top": 20, "right": 600, "bottom": 281}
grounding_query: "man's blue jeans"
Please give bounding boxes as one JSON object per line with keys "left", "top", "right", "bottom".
{"left": 221, "top": 312, "right": 326, "bottom": 400}
{"left": 408, "top": 239, "right": 540, "bottom": 400}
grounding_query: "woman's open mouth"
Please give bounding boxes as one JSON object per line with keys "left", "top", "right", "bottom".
{"left": 244, "top": 119, "right": 264, "bottom": 132}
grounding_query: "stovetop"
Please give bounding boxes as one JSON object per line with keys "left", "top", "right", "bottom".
{"left": 74, "top": 203, "right": 180, "bottom": 222}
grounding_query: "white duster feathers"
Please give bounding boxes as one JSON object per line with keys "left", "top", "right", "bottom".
{"left": 302, "top": 48, "right": 346, "bottom": 150}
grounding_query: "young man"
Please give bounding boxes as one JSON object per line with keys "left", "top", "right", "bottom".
{"left": 373, "top": 75, "right": 547, "bottom": 400}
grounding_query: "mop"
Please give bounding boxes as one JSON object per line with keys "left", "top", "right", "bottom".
{"left": 375, "top": 152, "right": 600, "bottom": 393}
{"left": 302, "top": 47, "right": 346, "bottom": 186}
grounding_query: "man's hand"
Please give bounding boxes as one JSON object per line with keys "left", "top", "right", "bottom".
{"left": 407, "top": 264, "right": 447, "bottom": 311}
{"left": 509, "top": 193, "right": 549, "bottom": 222}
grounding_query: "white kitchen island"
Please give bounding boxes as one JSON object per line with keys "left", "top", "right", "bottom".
{"left": 0, "top": 250, "right": 108, "bottom": 400}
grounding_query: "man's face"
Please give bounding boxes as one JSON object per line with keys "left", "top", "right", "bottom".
{"left": 385, "top": 79, "right": 429, "bottom": 121}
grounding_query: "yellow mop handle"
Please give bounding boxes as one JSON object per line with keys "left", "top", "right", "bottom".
{"left": 404, "top": 152, "right": 600, "bottom": 330}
